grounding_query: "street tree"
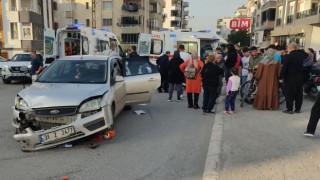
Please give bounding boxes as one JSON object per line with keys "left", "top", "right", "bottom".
{"left": 227, "top": 30, "right": 250, "bottom": 47}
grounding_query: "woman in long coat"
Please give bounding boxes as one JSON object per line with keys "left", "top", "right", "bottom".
{"left": 167, "top": 51, "right": 185, "bottom": 101}
{"left": 253, "top": 48, "right": 282, "bottom": 110}
{"left": 180, "top": 52, "right": 204, "bottom": 109}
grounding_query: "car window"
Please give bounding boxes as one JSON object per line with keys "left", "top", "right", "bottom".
{"left": 124, "top": 58, "right": 158, "bottom": 76}
{"left": 11, "top": 54, "right": 32, "bottom": 61}
{"left": 151, "top": 39, "right": 163, "bottom": 55}
{"left": 37, "top": 60, "right": 108, "bottom": 84}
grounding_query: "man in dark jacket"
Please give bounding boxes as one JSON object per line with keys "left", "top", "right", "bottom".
{"left": 201, "top": 54, "right": 224, "bottom": 114}
{"left": 280, "top": 42, "right": 308, "bottom": 114}
{"left": 129, "top": 46, "right": 139, "bottom": 58}
{"left": 157, "top": 51, "right": 170, "bottom": 92}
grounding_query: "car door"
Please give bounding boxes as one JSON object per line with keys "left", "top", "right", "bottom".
{"left": 123, "top": 57, "right": 160, "bottom": 105}
{"left": 110, "top": 58, "right": 126, "bottom": 115}
{"left": 137, "top": 33, "right": 152, "bottom": 56}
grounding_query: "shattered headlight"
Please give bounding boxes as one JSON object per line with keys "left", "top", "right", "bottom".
{"left": 79, "top": 98, "right": 101, "bottom": 113}
{"left": 15, "top": 96, "right": 29, "bottom": 111}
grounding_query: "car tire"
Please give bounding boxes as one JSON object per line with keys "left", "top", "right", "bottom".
{"left": 2, "top": 78, "right": 11, "bottom": 84}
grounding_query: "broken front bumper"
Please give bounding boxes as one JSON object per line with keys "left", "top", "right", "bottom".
{"left": 12, "top": 106, "right": 113, "bottom": 151}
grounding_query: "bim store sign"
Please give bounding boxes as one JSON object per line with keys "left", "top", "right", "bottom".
{"left": 229, "top": 19, "right": 251, "bottom": 30}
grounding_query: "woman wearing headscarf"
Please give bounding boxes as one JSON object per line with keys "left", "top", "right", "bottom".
{"left": 224, "top": 44, "right": 238, "bottom": 82}
{"left": 167, "top": 51, "right": 185, "bottom": 102}
{"left": 253, "top": 48, "right": 282, "bottom": 110}
{"left": 180, "top": 52, "right": 204, "bottom": 109}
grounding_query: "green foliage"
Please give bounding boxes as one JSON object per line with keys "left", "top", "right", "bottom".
{"left": 227, "top": 30, "right": 250, "bottom": 47}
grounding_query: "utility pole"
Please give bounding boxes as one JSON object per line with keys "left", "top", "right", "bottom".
{"left": 92, "top": 0, "right": 96, "bottom": 28}
{"left": 180, "top": 0, "right": 183, "bottom": 29}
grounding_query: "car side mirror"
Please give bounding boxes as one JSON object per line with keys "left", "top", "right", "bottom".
{"left": 116, "top": 75, "right": 124, "bottom": 82}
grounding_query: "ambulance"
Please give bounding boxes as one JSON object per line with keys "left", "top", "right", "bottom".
{"left": 43, "top": 25, "right": 123, "bottom": 66}
{"left": 137, "top": 29, "right": 226, "bottom": 62}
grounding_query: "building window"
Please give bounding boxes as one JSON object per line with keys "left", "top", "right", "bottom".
{"left": 22, "top": 23, "right": 32, "bottom": 40}
{"left": 103, "top": 19, "right": 112, "bottom": 26}
{"left": 86, "top": 2, "right": 89, "bottom": 9}
{"left": 86, "top": 19, "right": 90, "bottom": 26}
{"left": 11, "top": 0, "right": 16, "bottom": 11}
{"left": 10, "top": 23, "right": 18, "bottom": 39}
{"left": 102, "top": 1, "right": 112, "bottom": 9}
{"left": 121, "top": 33, "right": 139, "bottom": 44}
{"left": 74, "top": 19, "right": 78, "bottom": 24}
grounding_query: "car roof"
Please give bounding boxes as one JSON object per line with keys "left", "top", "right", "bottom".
{"left": 14, "top": 52, "right": 41, "bottom": 55}
{"left": 59, "top": 55, "right": 117, "bottom": 61}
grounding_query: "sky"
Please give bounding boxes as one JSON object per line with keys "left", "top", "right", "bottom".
{"left": 187, "top": 0, "right": 248, "bottom": 32}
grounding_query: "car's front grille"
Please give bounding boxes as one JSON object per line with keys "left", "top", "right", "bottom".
{"left": 10, "top": 66, "right": 28, "bottom": 73}
{"left": 34, "top": 107, "right": 78, "bottom": 117}
{"left": 38, "top": 115, "right": 77, "bottom": 127}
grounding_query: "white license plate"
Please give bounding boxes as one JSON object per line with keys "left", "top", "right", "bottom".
{"left": 39, "top": 126, "right": 75, "bottom": 144}
{"left": 12, "top": 73, "right": 25, "bottom": 77}
{"left": 317, "top": 86, "right": 320, "bottom": 92}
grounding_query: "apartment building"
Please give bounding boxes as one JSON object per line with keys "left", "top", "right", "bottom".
{"left": 250, "top": 0, "right": 277, "bottom": 48}
{"left": 216, "top": 17, "right": 232, "bottom": 41}
{"left": 1, "top": 0, "right": 52, "bottom": 57}
{"left": 163, "top": 0, "right": 189, "bottom": 30}
{"left": 271, "top": 0, "right": 320, "bottom": 51}
{"left": 54, "top": 0, "right": 166, "bottom": 47}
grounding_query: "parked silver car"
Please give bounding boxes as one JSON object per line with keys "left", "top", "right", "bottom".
{"left": 13, "top": 55, "right": 160, "bottom": 151}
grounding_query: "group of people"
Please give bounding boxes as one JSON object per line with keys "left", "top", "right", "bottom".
{"left": 156, "top": 43, "right": 320, "bottom": 136}
{"left": 156, "top": 44, "right": 241, "bottom": 115}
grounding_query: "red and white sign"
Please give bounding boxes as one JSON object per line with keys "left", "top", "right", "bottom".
{"left": 229, "top": 19, "right": 251, "bottom": 30}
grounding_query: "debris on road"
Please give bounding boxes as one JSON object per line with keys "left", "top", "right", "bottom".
{"left": 134, "top": 110, "right": 146, "bottom": 115}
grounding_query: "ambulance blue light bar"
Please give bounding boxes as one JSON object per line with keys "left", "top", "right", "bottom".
{"left": 169, "top": 34, "right": 176, "bottom": 37}
{"left": 66, "top": 24, "right": 85, "bottom": 29}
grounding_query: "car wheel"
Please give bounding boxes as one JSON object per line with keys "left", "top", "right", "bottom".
{"left": 2, "top": 78, "right": 11, "bottom": 84}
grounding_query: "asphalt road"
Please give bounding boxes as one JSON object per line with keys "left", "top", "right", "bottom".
{"left": 0, "top": 80, "right": 214, "bottom": 180}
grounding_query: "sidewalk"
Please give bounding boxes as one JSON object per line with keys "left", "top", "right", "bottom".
{"left": 204, "top": 96, "right": 320, "bottom": 180}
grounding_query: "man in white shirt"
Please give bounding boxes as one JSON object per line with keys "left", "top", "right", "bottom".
{"left": 179, "top": 45, "right": 191, "bottom": 62}
{"left": 102, "top": 42, "right": 118, "bottom": 56}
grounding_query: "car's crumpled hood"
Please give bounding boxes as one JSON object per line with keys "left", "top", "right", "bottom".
{"left": 18, "top": 83, "right": 108, "bottom": 108}
{"left": 2, "top": 61, "right": 31, "bottom": 67}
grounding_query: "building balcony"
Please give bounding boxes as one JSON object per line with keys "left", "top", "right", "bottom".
{"left": 150, "top": 13, "right": 164, "bottom": 21}
{"left": 183, "top": 19, "right": 188, "bottom": 25}
{"left": 122, "top": 9, "right": 143, "bottom": 16}
{"left": 287, "top": 15, "right": 294, "bottom": 24}
{"left": 261, "top": 1, "right": 277, "bottom": 11}
{"left": 260, "top": 20, "right": 275, "bottom": 30}
{"left": 150, "top": 0, "right": 166, "bottom": 8}
{"left": 121, "top": 24, "right": 144, "bottom": 33}
{"left": 276, "top": 18, "right": 281, "bottom": 26}
{"left": 295, "top": 7, "right": 320, "bottom": 26}
{"left": 183, "top": 2, "right": 189, "bottom": 7}
{"left": 10, "top": 7, "right": 42, "bottom": 14}
{"left": 19, "top": 11, "right": 43, "bottom": 25}
{"left": 183, "top": 10, "right": 189, "bottom": 16}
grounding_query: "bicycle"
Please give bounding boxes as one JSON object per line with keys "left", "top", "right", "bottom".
{"left": 239, "top": 73, "right": 285, "bottom": 107}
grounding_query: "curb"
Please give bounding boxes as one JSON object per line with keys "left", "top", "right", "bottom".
{"left": 202, "top": 95, "right": 224, "bottom": 180}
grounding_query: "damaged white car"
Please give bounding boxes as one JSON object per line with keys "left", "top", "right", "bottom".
{"left": 12, "top": 55, "right": 160, "bottom": 151}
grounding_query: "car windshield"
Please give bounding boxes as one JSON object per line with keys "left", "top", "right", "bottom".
{"left": 11, "top": 54, "right": 32, "bottom": 61}
{"left": 36, "top": 60, "right": 108, "bottom": 84}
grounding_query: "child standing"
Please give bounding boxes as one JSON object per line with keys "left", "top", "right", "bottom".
{"left": 224, "top": 68, "right": 241, "bottom": 114}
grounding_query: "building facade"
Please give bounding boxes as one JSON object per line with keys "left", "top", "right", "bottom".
{"left": 271, "top": 0, "right": 320, "bottom": 51}
{"left": 216, "top": 17, "right": 232, "bottom": 41}
{"left": 163, "top": 0, "right": 189, "bottom": 30}
{"left": 250, "top": 0, "right": 277, "bottom": 48}
{"left": 1, "top": 0, "right": 51, "bottom": 57}
{"left": 54, "top": 0, "right": 166, "bottom": 47}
